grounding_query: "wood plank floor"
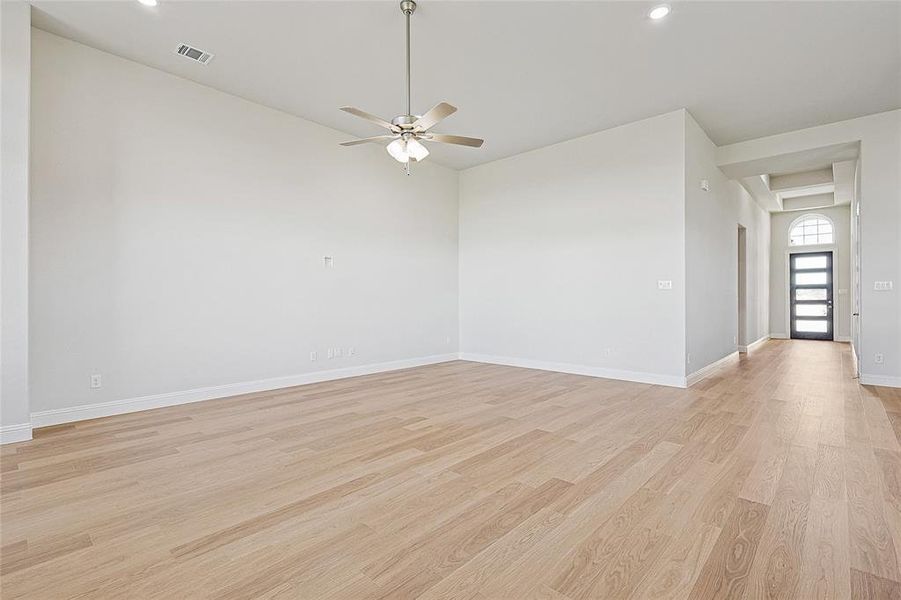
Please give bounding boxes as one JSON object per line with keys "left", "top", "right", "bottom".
{"left": 2, "top": 340, "right": 900, "bottom": 599}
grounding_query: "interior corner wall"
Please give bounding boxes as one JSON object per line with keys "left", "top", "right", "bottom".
{"left": 769, "top": 206, "right": 852, "bottom": 341}
{"left": 29, "top": 29, "right": 460, "bottom": 419}
{"left": 684, "top": 111, "right": 770, "bottom": 376}
{"left": 459, "top": 111, "right": 687, "bottom": 386}
{"left": 0, "top": 1, "right": 32, "bottom": 441}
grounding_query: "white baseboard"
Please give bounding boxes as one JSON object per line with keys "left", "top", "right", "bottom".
{"left": 859, "top": 373, "right": 901, "bottom": 388}
{"left": 458, "top": 353, "right": 686, "bottom": 388}
{"left": 0, "top": 422, "right": 33, "bottom": 445}
{"left": 835, "top": 335, "right": 851, "bottom": 342}
{"left": 738, "top": 335, "right": 769, "bottom": 353}
{"left": 30, "top": 353, "right": 459, "bottom": 429}
{"left": 685, "top": 351, "right": 739, "bottom": 387}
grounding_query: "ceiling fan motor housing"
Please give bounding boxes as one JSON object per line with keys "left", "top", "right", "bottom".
{"left": 400, "top": 1, "right": 416, "bottom": 16}
{"left": 392, "top": 114, "right": 420, "bottom": 128}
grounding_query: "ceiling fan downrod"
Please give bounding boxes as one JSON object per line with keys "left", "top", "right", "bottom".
{"left": 401, "top": 0, "right": 416, "bottom": 175}
{"left": 401, "top": 0, "right": 416, "bottom": 118}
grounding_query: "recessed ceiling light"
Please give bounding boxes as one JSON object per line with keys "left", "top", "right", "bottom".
{"left": 138, "top": 0, "right": 158, "bottom": 6}
{"left": 648, "top": 4, "right": 671, "bottom": 19}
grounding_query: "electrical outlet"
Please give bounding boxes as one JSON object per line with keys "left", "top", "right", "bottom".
{"left": 348, "top": 346, "right": 355, "bottom": 357}
{"left": 875, "top": 353, "right": 884, "bottom": 364}
{"left": 687, "top": 353, "right": 691, "bottom": 365}
{"left": 733, "top": 335, "right": 737, "bottom": 344}
{"left": 310, "top": 351, "right": 317, "bottom": 362}
{"left": 335, "top": 347, "right": 343, "bottom": 358}
{"left": 90, "top": 374, "right": 102, "bottom": 389}
{"left": 327, "top": 348, "right": 334, "bottom": 359}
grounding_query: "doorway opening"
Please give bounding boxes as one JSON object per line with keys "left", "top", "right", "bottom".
{"left": 737, "top": 225, "right": 747, "bottom": 351}
{"left": 789, "top": 251, "right": 834, "bottom": 340}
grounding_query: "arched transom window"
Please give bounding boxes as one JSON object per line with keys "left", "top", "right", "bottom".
{"left": 789, "top": 214, "right": 833, "bottom": 246}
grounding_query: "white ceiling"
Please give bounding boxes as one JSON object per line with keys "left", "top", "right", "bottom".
{"left": 31, "top": 1, "right": 901, "bottom": 170}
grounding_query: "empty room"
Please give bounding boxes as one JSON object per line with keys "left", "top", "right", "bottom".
{"left": 1, "top": 1, "right": 900, "bottom": 598}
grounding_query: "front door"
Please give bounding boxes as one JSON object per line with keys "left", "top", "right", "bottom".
{"left": 790, "top": 251, "right": 833, "bottom": 341}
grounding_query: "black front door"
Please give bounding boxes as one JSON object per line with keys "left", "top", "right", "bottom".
{"left": 790, "top": 251, "right": 833, "bottom": 341}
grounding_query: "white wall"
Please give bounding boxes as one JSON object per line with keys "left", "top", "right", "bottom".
{"left": 718, "top": 110, "right": 901, "bottom": 386}
{"left": 769, "top": 206, "right": 851, "bottom": 341}
{"left": 459, "top": 111, "right": 687, "bottom": 386}
{"left": 29, "top": 30, "right": 460, "bottom": 418}
{"left": 0, "top": 1, "right": 32, "bottom": 442}
{"left": 684, "top": 112, "right": 769, "bottom": 376}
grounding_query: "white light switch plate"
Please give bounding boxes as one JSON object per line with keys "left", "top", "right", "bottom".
{"left": 874, "top": 281, "right": 893, "bottom": 291}
{"left": 657, "top": 280, "right": 673, "bottom": 290}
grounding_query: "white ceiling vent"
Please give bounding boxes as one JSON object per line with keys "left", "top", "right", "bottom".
{"left": 175, "top": 44, "right": 214, "bottom": 65}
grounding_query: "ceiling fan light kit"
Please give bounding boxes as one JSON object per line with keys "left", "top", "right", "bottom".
{"left": 339, "top": 0, "right": 484, "bottom": 175}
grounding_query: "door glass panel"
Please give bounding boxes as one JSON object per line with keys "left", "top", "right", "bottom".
{"left": 796, "top": 288, "right": 827, "bottom": 301}
{"left": 795, "top": 272, "right": 827, "bottom": 285}
{"left": 794, "top": 256, "right": 828, "bottom": 270}
{"left": 796, "top": 320, "right": 828, "bottom": 333}
{"left": 796, "top": 304, "right": 828, "bottom": 317}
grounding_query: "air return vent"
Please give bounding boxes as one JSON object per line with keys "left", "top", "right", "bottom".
{"left": 175, "top": 44, "right": 214, "bottom": 65}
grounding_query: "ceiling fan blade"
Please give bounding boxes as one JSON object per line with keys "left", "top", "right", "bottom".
{"left": 339, "top": 135, "right": 398, "bottom": 146}
{"left": 424, "top": 133, "right": 484, "bottom": 148}
{"left": 340, "top": 107, "right": 400, "bottom": 132}
{"left": 412, "top": 102, "right": 457, "bottom": 131}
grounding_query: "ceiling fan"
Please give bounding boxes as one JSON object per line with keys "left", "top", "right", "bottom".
{"left": 339, "top": 0, "right": 484, "bottom": 175}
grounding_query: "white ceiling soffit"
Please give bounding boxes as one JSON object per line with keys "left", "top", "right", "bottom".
{"left": 781, "top": 193, "right": 835, "bottom": 213}
{"left": 770, "top": 168, "right": 835, "bottom": 210}
{"left": 778, "top": 183, "right": 835, "bottom": 200}
{"left": 832, "top": 160, "right": 857, "bottom": 207}
{"left": 30, "top": 1, "right": 900, "bottom": 170}
{"left": 718, "top": 142, "right": 860, "bottom": 181}
{"left": 726, "top": 142, "right": 860, "bottom": 213}
{"left": 769, "top": 168, "right": 833, "bottom": 193}
{"left": 740, "top": 174, "right": 781, "bottom": 213}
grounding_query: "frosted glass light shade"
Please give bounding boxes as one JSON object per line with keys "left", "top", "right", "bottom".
{"left": 386, "top": 138, "right": 409, "bottom": 163}
{"left": 405, "top": 138, "right": 429, "bottom": 161}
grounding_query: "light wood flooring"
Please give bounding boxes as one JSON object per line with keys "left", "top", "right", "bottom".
{"left": 2, "top": 340, "right": 900, "bottom": 599}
